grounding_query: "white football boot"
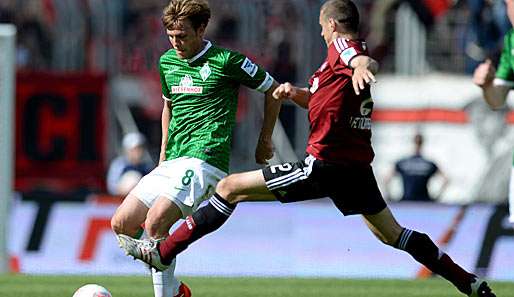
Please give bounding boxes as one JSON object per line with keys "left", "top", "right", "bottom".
{"left": 117, "top": 234, "right": 170, "bottom": 271}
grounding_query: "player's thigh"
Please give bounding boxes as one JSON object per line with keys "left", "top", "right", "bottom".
{"left": 217, "top": 169, "right": 276, "bottom": 203}
{"left": 145, "top": 196, "right": 184, "bottom": 238}
{"left": 362, "top": 206, "right": 403, "bottom": 245}
{"left": 111, "top": 194, "right": 149, "bottom": 236}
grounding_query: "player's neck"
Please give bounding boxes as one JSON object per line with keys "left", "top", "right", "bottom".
{"left": 331, "top": 32, "right": 358, "bottom": 42}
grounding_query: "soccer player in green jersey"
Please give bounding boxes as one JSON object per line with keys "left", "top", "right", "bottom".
{"left": 110, "top": 1, "right": 281, "bottom": 296}
{"left": 473, "top": 0, "right": 514, "bottom": 225}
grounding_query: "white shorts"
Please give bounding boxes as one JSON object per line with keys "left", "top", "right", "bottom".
{"left": 130, "top": 157, "right": 227, "bottom": 218}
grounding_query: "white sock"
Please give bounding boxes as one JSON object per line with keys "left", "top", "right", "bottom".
{"left": 152, "top": 259, "right": 180, "bottom": 297}
{"left": 509, "top": 166, "right": 514, "bottom": 223}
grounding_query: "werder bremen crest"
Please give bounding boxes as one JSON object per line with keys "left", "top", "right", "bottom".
{"left": 172, "top": 74, "right": 203, "bottom": 94}
{"left": 199, "top": 62, "right": 211, "bottom": 81}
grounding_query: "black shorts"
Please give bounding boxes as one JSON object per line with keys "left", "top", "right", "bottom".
{"left": 262, "top": 155, "right": 386, "bottom": 216}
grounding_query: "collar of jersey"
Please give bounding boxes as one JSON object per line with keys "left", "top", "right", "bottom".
{"left": 186, "top": 40, "right": 212, "bottom": 64}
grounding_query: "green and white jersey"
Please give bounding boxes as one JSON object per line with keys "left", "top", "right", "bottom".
{"left": 159, "top": 40, "right": 274, "bottom": 173}
{"left": 496, "top": 29, "right": 514, "bottom": 87}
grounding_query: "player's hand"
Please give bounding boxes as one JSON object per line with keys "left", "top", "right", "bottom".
{"left": 272, "top": 82, "right": 297, "bottom": 100}
{"left": 352, "top": 66, "right": 376, "bottom": 95}
{"left": 158, "top": 151, "right": 166, "bottom": 165}
{"left": 473, "top": 59, "right": 496, "bottom": 87}
{"left": 255, "top": 135, "right": 274, "bottom": 165}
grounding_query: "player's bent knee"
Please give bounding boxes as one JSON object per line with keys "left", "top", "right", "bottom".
{"left": 216, "top": 176, "right": 240, "bottom": 203}
{"left": 110, "top": 215, "right": 135, "bottom": 235}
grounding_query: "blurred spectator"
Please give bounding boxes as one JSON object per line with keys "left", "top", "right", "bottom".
{"left": 271, "top": 41, "right": 297, "bottom": 83}
{"left": 464, "top": 0, "right": 511, "bottom": 73}
{"left": 384, "top": 133, "right": 449, "bottom": 202}
{"left": 106, "top": 132, "right": 154, "bottom": 196}
{"left": 0, "top": 0, "right": 14, "bottom": 23}
{"left": 368, "top": 0, "right": 453, "bottom": 61}
{"left": 15, "top": 0, "right": 52, "bottom": 70}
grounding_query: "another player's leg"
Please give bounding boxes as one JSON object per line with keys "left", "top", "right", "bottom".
{"left": 156, "top": 170, "right": 276, "bottom": 265}
{"left": 363, "top": 207, "right": 495, "bottom": 297}
{"left": 111, "top": 194, "right": 148, "bottom": 238}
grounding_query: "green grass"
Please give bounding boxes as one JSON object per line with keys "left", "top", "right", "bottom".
{"left": 0, "top": 275, "right": 513, "bottom": 297}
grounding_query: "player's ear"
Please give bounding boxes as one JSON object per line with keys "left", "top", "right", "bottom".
{"left": 328, "top": 18, "right": 337, "bottom": 32}
{"left": 196, "top": 23, "right": 207, "bottom": 37}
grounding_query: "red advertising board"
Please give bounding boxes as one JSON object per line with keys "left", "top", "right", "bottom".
{"left": 15, "top": 72, "right": 107, "bottom": 192}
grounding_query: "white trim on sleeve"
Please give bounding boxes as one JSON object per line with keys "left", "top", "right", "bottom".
{"left": 255, "top": 72, "right": 274, "bottom": 93}
{"left": 162, "top": 94, "right": 171, "bottom": 101}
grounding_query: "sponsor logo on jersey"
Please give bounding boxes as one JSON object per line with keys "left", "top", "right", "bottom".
{"left": 348, "top": 97, "right": 373, "bottom": 130}
{"left": 199, "top": 62, "right": 211, "bottom": 81}
{"left": 349, "top": 116, "right": 371, "bottom": 130}
{"left": 360, "top": 97, "right": 373, "bottom": 116}
{"left": 241, "top": 57, "right": 258, "bottom": 77}
{"left": 310, "top": 77, "right": 319, "bottom": 93}
{"left": 172, "top": 74, "right": 203, "bottom": 94}
{"left": 340, "top": 47, "right": 357, "bottom": 65}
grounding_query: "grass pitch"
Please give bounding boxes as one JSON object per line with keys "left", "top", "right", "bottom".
{"left": 1, "top": 275, "right": 513, "bottom": 297}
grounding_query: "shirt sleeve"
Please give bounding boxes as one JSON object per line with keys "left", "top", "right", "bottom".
{"left": 327, "top": 38, "right": 367, "bottom": 75}
{"left": 225, "top": 51, "right": 274, "bottom": 93}
{"left": 159, "top": 58, "right": 172, "bottom": 101}
{"left": 495, "top": 31, "right": 514, "bottom": 88}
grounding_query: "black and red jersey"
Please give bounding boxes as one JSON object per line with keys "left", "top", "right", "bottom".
{"left": 306, "top": 38, "right": 375, "bottom": 165}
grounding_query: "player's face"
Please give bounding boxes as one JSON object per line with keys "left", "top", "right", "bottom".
{"left": 166, "top": 19, "right": 206, "bottom": 59}
{"left": 319, "top": 12, "right": 334, "bottom": 47}
{"left": 507, "top": 0, "right": 514, "bottom": 27}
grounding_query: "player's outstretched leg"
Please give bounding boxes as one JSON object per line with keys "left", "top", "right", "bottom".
{"left": 363, "top": 207, "right": 496, "bottom": 297}
{"left": 157, "top": 193, "right": 237, "bottom": 265}
{"left": 158, "top": 170, "right": 275, "bottom": 264}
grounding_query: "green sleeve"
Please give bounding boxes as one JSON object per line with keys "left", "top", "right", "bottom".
{"left": 159, "top": 58, "right": 171, "bottom": 100}
{"left": 496, "top": 31, "right": 514, "bottom": 83}
{"left": 225, "top": 51, "right": 274, "bottom": 93}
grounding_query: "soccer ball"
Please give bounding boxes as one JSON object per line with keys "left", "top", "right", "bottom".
{"left": 72, "top": 284, "right": 112, "bottom": 297}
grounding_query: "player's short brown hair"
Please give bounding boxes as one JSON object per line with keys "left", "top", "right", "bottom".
{"left": 321, "top": 0, "right": 360, "bottom": 33}
{"left": 162, "top": 0, "right": 211, "bottom": 30}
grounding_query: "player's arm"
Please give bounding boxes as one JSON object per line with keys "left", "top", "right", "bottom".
{"left": 159, "top": 100, "right": 172, "bottom": 164}
{"left": 350, "top": 56, "right": 378, "bottom": 95}
{"left": 158, "top": 59, "right": 172, "bottom": 165}
{"left": 255, "top": 81, "right": 282, "bottom": 164}
{"left": 272, "top": 82, "right": 310, "bottom": 109}
{"left": 473, "top": 59, "right": 510, "bottom": 109}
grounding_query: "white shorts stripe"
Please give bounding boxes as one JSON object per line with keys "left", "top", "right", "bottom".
{"left": 269, "top": 173, "right": 308, "bottom": 190}
{"left": 267, "top": 171, "right": 306, "bottom": 190}
{"left": 266, "top": 168, "right": 303, "bottom": 187}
